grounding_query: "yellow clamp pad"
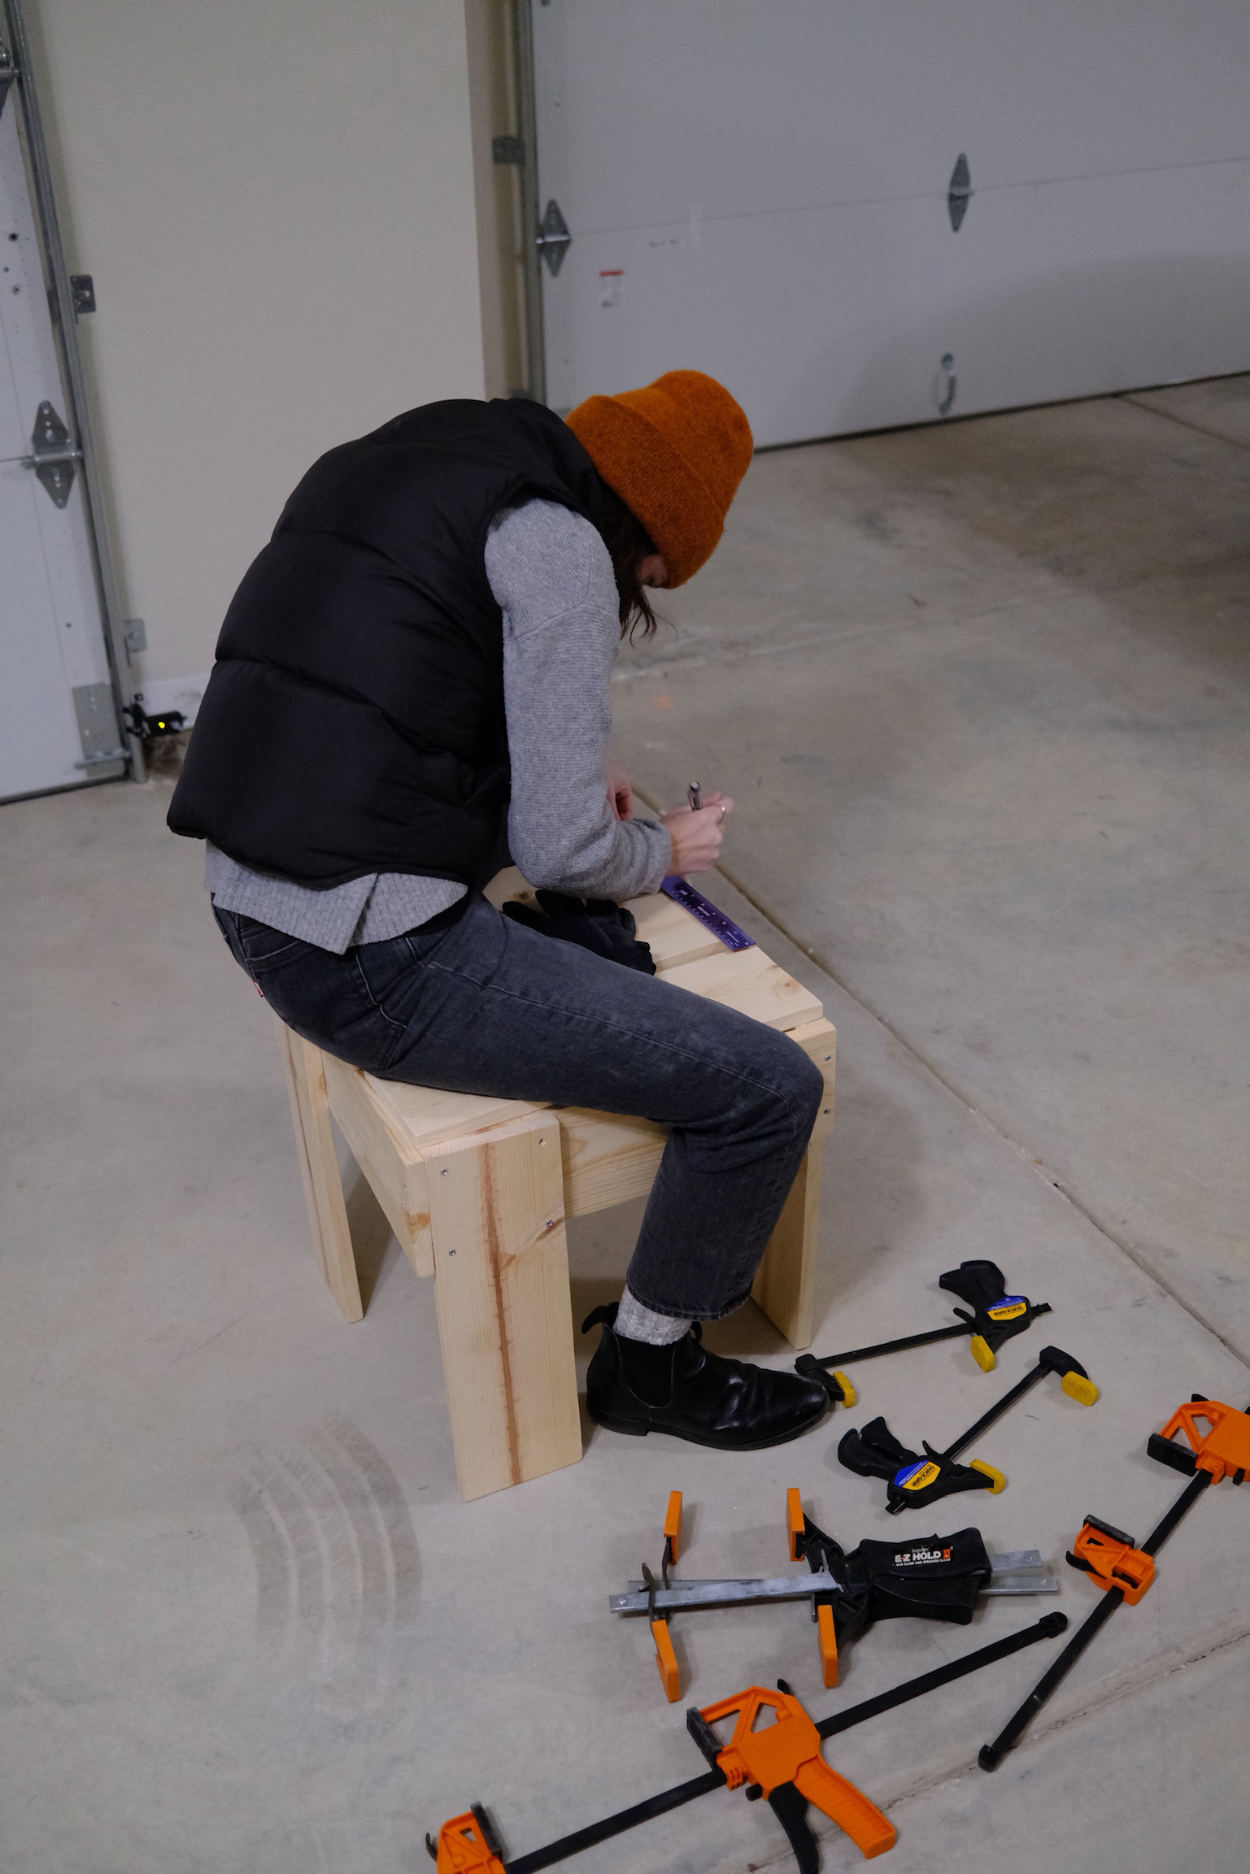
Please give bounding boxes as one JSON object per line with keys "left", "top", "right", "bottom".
{"left": 1062, "top": 1371, "right": 1100, "bottom": 1407}
{"left": 970, "top": 1459, "right": 1007, "bottom": 1493}
{"left": 969, "top": 1334, "right": 996, "bottom": 1372}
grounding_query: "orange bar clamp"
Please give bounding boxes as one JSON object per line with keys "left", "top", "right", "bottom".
{"left": 693, "top": 1684, "right": 896, "bottom": 1863}
{"left": 1067, "top": 1516, "right": 1154, "bottom": 1605}
{"left": 649, "top": 1491, "right": 684, "bottom": 1701}
{"left": 980, "top": 1395, "right": 1249, "bottom": 1772}
{"left": 429, "top": 1614, "right": 1065, "bottom": 1872}
{"left": 433, "top": 1809, "right": 506, "bottom": 1874}
{"left": 1152, "top": 1398, "right": 1250, "bottom": 1484}
{"left": 786, "top": 1488, "right": 839, "bottom": 1685}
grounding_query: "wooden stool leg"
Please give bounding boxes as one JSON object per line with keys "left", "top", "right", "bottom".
{"left": 273, "top": 1018, "right": 364, "bottom": 1323}
{"left": 752, "top": 1136, "right": 824, "bottom": 1352}
{"left": 425, "top": 1111, "right": 581, "bottom": 1500}
{"left": 752, "top": 1025, "right": 834, "bottom": 1350}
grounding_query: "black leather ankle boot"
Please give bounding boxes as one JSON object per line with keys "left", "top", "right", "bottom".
{"left": 582, "top": 1304, "right": 829, "bottom": 1450}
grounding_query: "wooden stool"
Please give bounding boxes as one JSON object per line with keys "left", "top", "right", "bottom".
{"left": 274, "top": 872, "right": 835, "bottom": 1499}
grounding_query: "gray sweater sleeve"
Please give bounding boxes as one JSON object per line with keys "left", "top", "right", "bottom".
{"left": 485, "top": 499, "right": 671, "bottom": 900}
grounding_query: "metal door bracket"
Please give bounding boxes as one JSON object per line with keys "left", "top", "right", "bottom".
{"left": 0, "top": 43, "right": 17, "bottom": 121}
{"left": 70, "top": 273, "right": 96, "bottom": 314}
{"left": 537, "top": 198, "right": 571, "bottom": 276}
{"left": 73, "top": 750, "right": 126, "bottom": 771}
{"left": 21, "top": 400, "right": 82, "bottom": 507}
{"left": 492, "top": 134, "right": 524, "bottom": 166}
{"left": 948, "top": 153, "right": 972, "bottom": 231}
{"left": 72, "top": 682, "right": 123, "bottom": 764}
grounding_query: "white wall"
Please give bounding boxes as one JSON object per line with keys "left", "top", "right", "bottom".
{"left": 27, "top": 0, "right": 486, "bottom": 709}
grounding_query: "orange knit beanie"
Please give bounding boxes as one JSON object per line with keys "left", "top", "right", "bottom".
{"left": 565, "top": 370, "right": 753, "bottom": 587}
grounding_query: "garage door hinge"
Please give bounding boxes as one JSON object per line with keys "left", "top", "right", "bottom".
{"left": 948, "top": 153, "right": 973, "bottom": 231}
{"left": 537, "top": 198, "right": 571, "bottom": 276}
{"left": 21, "top": 400, "right": 82, "bottom": 508}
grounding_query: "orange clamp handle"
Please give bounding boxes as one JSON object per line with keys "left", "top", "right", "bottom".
{"left": 663, "top": 1490, "right": 683, "bottom": 1564}
{"left": 794, "top": 1756, "right": 897, "bottom": 1859}
{"left": 698, "top": 1686, "right": 895, "bottom": 1860}
{"left": 785, "top": 1487, "right": 805, "bottom": 1562}
{"left": 817, "top": 1601, "right": 839, "bottom": 1687}
{"left": 1158, "top": 1400, "right": 1250, "bottom": 1484}
{"left": 651, "top": 1617, "right": 681, "bottom": 1702}
{"left": 784, "top": 1492, "right": 839, "bottom": 1684}
{"left": 1069, "top": 1519, "right": 1155, "bottom": 1605}
{"left": 433, "top": 1812, "right": 505, "bottom": 1874}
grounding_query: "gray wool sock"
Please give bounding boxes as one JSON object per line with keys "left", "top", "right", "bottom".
{"left": 615, "top": 1287, "right": 692, "bottom": 1346}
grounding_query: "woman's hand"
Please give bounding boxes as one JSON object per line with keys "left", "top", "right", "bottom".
{"left": 606, "top": 760, "right": 633, "bottom": 821}
{"left": 661, "top": 790, "right": 735, "bottom": 873}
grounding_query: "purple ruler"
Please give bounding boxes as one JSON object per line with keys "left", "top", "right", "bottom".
{"left": 660, "top": 876, "right": 755, "bottom": 951}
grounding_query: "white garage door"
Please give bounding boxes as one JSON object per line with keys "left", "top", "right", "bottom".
{"left": 531, "top": 1, "right": 1250, "bottom": 444}
{"left": 1, "top": 35, "right": 126, "bottom": 801}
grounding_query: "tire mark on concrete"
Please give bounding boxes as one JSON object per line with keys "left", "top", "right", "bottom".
{"left": 228, "top": 1420, "right": 420, "bottom": 1696}
{"left": 227, "top": 1474, "right": 297, "bottom": 1633}
{"left": 246, "top": 1453, "right": 331, "bottom": 1645}
{"left": 306, "top": 1433, "right": 390, "bottom": 1642}
{"left": 326, "top": 1417, "right": 421, "bottom": 1623}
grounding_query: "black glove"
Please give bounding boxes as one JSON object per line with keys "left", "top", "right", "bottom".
{"left": 502, "top": 890, "right": 656, "bottom": 975}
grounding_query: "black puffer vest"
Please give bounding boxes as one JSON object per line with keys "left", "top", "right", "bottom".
{"left": 167, "top": 398, "right": 604, "bottom": 885}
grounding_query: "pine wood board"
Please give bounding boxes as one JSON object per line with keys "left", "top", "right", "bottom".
{"left": 659, "top": 946, "right": 822, "bottom": 1031}
{"left": 426, "top": 1111, "right": 581, "bottom": 1499}
{"left": 274, "top": 1021, "right": 364, "bottom": 1320}
{"left": 626, "top": 890, "right": 725, "bottom": 968}
{"left": 321, "top": 1052, "right": 443, "bottom": 1276}
{"left": 325, "top": 998, "right": 831, "bottom": 1236}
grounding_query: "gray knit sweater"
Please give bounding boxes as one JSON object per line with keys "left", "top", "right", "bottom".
{"left": 205, "top": 499, "right": 672, "bottom": 951}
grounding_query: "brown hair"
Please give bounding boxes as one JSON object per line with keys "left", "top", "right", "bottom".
{"left": 597, "top": 483, "right": 660, "bottom": 640}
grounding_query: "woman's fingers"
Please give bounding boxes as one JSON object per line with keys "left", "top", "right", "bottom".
{"left": 660, "top": 795, "right": 735, "bottom": 873}
{"left": 669, "top": 788, "right": 733, "bottom": 815}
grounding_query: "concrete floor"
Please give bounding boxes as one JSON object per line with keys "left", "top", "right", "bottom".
{"left": 3, "top": 378, "right": 1249, "bottom": 1874}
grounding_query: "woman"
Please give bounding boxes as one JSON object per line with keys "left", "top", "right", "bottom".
{"left": 169, "top": 370, "right": 828, "bottom": 1450}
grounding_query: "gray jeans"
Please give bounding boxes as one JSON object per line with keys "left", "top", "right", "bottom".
{"left": 213, "top": 893, "right": 823, "bottom": 1319}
